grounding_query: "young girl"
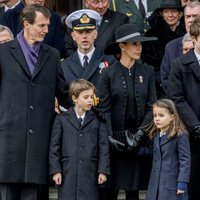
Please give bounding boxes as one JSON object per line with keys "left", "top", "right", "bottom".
{"left": 49, "top": 79, "right": 110, "bottom": 200}
{"left": 146, "top": 99, "right": 191, "bottom": 200}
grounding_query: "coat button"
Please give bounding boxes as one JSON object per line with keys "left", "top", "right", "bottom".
{"left": 28, "top": 129, "right": 33, "bottom": 134}
{"left": 31, "top": 82, "right": 35, "bottom": 86}
{"left": 80, "top": 133, "right": 83, "bottom": 137}
{"left": 79, "top": 160, "right": 83, "bottom": 163}
{"left": 29, "top": 106, "right": 34, "bottom": 110}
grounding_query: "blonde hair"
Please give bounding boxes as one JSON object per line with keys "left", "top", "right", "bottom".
{"left": 148, "top": 99, "right": 188, "bottom": 139}
{"left": 69, "top": 79, "right": 95, "bottom": 100}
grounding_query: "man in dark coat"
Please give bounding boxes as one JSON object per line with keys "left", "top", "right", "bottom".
{"left": 62, "top": 9, "right": 115, "bottom": 95}
{"left": 0, "top": 0, "right": 20, "bottom": 16}
{"left": 0, "top": 4, "right": 68, "bottom": 200}
{"left": 63, "top": 0, "right": 129, "bottom": 58}
{"left": 161, "top": 1, "right": 200, "bottom": 94}
{"left": 0, "top": 0, "right": 64, "bottom": 54}
{"left": 167, "top": 16, "right": 200, "bottom": 200}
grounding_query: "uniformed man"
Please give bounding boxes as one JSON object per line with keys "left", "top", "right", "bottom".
{"left": 62, "top": 9, "right": 115, "bottom": 100}
{"left": 109, "top": 0, "right": 162, "bottom": 33}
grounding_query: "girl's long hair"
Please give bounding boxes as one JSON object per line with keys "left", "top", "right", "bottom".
{"left": 147, "top": 99, "right": 188, "bottom": 139}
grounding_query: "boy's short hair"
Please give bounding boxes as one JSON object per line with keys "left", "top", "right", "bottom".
{"left": 69, "top": 79, "right": 96, "bottom": 99}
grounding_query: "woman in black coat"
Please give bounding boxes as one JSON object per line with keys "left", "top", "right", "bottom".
{"left": 98, "top": 24, "right": 157, "bottom": 200}
{"left": 142, "top": 0, "right": 186, "bottom": 97}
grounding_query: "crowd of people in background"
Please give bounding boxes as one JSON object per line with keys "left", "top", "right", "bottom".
{"left": 0, "top": 0, "right": 200, "bottom": 200}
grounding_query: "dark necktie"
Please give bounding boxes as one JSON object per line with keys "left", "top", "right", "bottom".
{"left": 78, "top": 117, "right": 82, "bottom": 128}
{"left": 83, "top": 55, "right": 89, "bottom": 70}
{"left": 138, "top": 0, "right": 146, "bottom": 18}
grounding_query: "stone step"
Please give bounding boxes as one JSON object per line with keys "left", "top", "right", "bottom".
{"left": 49, "top": 187, "right": 146, "bottom": 200}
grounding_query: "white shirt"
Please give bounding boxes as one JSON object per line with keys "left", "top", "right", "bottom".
{"left": 134, "top": 0, "right": 147, "bottom": 13}
{"left": 78, "top": 47, "right": 95, "bottom": 67}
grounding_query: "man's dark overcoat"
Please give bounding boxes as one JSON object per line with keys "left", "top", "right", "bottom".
{"left": 49, "top": 108, "right": 110, "bottom": 200}
{"left": 146, "top": 133, "right": 190, "bottom": 200}
{"left": 64, "top": 8, "right": 129, "bottom": 57}
{"left": 0, "top": 39, "right": 68, "bottom": 184}
{"left": 167, "top": 49, "right": 200, "bottom": 199}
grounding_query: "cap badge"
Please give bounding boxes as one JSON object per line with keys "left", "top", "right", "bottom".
{"left": 80, "top": 14, "right": 90, "bottom": 24}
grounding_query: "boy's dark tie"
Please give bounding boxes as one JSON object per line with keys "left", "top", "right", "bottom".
{"left": 78, "top": 117, "right": 82, "bottom": 128}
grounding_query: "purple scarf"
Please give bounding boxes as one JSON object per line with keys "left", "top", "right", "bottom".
{"left": 17, "top": 30, "right": 41, "bottom": 75}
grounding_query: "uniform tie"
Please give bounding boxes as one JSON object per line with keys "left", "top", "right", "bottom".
{"left": 83, "top": 55, "right": 89, "bottom": 70}
{"left": 138, "top": 0, "right": 146, "bottom": 18}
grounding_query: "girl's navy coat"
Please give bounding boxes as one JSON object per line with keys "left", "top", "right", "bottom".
{"left": 146, "top": 133, "right": 191, "bottom": 200}
{"left": 49, "top": 108, "right": 110, "bottom": 200}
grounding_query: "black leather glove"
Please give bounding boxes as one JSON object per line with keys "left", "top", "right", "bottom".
{"left": 126, "top": 130, "right": 146, "bottom": 151}
{"left": 194, "top": 125, "right": 200, "bottom": 139}
{"left": 108, "top": 136, "right": 126, "bottom": 151}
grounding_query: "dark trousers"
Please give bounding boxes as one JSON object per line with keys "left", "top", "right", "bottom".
{"left": 0, "top": 183, "right": 48, "bottom": 200}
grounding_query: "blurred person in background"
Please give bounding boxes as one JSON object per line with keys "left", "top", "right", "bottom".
{"left": 0, "top": 24, "right": 13, "bottom": 43}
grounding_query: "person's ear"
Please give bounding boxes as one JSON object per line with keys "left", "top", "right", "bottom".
{"left": 72, "top": 95, "right": 77, "bottom": 104}
{"left": 119, "top": 43, "right": 125, "bottom": 51}
{"left": 71, "top": 31, "right": 76, "bottom": 42}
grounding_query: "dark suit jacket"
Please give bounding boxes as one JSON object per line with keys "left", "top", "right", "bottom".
{"left": 0, "top": 38, "right": 68, "bottom": 184}
{"left": 64, "top": 8, "right": 129, "bottom": 57}
{"left": 167, "top": 50, "right": 200, "bottom": 130}
{"left": 161, "top": 37, "right": 183, "bottom": 94}
{"left": 0, "top": 6, "right": 5, "bottom": 17}
{"left": 49, "top": 108, "right": 110, "bottom": 200}
{"left": 109, "top": 0, "right": 162, "bottom": 32}
{"left": 0, "top": 2, "right": 64, "bottom": 53}
{"left": 61, "top": 47, "right": 115, "bottom": 89}
{"left": 146, "top": 133, "right": 190, "bottom": 200}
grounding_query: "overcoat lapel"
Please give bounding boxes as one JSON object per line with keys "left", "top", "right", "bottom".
{"left": 82, "top": 110, "right": 94, "bottom": 129}
{"left": 97, "top": 9, "right": 112, "bottom": 41}
{"left": 160, "top": 134, "right": 173, "bottom": 146}
{"left": 126, "top": 1, "right": 143, "bottom": 19}
{"left": 66, "top": 107, "right": 80, "bottom": 131}
{"left": 32, "top": 43, "right": 49, "bottom": 79}
{"left": 182, "top": 50, "right": 200, "bottom": 81}
{"left": 70, "top": 52, "right": 85, "bottom": 78}
{"left": 10, "top": 39, "right": 32, "bottom": 78}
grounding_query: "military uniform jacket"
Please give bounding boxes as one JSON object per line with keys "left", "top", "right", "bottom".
{"left": 61, "top": 47, "right": 115, "bottom": 89}
{"left": 0, "top": 39, "right": 68, "bottom": 184}
{"left": 49, "top": 108, "right": 110, "bottom": 200}
{"left": 109, "top": 0, "right": 162, "bottom": 32}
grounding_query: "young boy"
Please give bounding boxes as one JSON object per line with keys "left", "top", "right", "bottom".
{"left": 49, "top": 79, "right": 110, "bottom": 200}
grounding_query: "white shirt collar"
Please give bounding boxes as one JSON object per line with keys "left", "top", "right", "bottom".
{"left": 78, "top": 47, "right": 95, "bottom": 67}
{"left": 4, "top": 0, "right": 20, "bottom": 12}
{"left": 160, "top": 131, "right": 167, "bottom": 137}
{"left": 194, "top": 49, "right": 200, "bottom": 64}
{"left": 75, "top": 111, "right": 86, "bottom": 122}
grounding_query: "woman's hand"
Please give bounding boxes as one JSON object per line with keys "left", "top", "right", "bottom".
{"left": 177, "top": 189, "right": 185, "bottom": 194}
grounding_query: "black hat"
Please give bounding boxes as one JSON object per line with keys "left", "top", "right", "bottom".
{"left": 104, "top": 24, "right": 157, "bottom": 55}
{"left": 65, "top": 9, "right": 101, "bottom": 31}
{"left": 156, "top": 0, "right": 183, "bottom": 12}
